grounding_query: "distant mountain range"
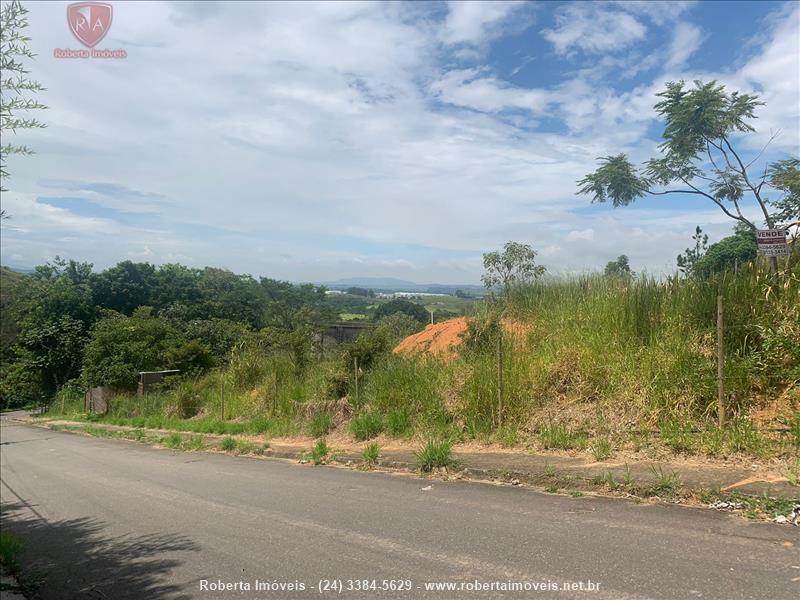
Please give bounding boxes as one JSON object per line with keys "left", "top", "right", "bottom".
{"left": 320, "top": 277, "right": 485, "bottom": 295}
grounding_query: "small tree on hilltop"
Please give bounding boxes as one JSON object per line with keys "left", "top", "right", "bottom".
{"left": 482, "top": 241, "right": 546, "bottom": 294}
{"left": 577, "top": 80, "right": 800, "bottom": 277}
{"left": 676, "top": 226, "right": 709, "bottom": 275}
{"left": 604, "top": 255, "right": 631, "bottom": 277}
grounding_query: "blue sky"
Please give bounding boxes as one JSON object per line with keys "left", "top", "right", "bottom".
{"left": 2, "top": 1, "right": 798, "bottom": 283}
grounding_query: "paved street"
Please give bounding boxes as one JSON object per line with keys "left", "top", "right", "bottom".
{"left": 1, "top": 417, "right": 798, "bottom": 599}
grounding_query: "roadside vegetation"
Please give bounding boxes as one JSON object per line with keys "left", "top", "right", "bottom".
{"left": 3, "top": 79, "right": 798, "bottom": 465}
{"left": 34, "top": 258, "right": 798, "bottom": 463}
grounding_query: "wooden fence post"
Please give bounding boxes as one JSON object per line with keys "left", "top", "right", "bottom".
{"left": 272, "top": 374, "right": 278, "bottom": 415}
{"left": 497, "top": 331, "right": 504, "bottom": 428}
{"left": 717, "top": 295, "right": 725, "bottom": 428}
{"left": 220, "top": 376, "right": 225, "bottom": 421}
{"left": 354, "top": 356, "right": 359, "bottom": 404}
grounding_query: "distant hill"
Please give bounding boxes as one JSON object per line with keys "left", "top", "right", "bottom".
{"left": 323, "top": 277, "right": 417, "bottom": 289}
{"left": 320, "top": 277, "right": 485, "bottom": 296}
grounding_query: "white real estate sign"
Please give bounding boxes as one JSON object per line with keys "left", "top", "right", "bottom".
{"left": 756, "top": 229, "right": 789, "bottom": 257}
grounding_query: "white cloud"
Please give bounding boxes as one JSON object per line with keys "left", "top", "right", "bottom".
{"left": 430, "top": 69, "right": 550, "bottom": 113}
{"left": 613, "top": 1, "right": 696, "bottom": 26}
{"left": 0, "top": 1, "right": 796, "bottom": 282}
{"left": 441, "top": 1, "right": 527, "bottom": 46}
{"left": 566, "top": 229, "right": 595, "bottom": 242}
{"left": 665, "top": 22, "right": 705, "bottom": 71}
{"left": 542, "top": 5, "right": 647, "bottom": 55}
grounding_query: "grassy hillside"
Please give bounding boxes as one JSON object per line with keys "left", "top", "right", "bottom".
{"left": 49, "top": 262, "right": 799, "bottom": 460}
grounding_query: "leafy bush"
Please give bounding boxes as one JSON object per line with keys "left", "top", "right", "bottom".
{"left": 165, "top": 339, "right": 213, "bottom": 374}
{"left": 82, "top": 307, "right": 182, "bottom": 389}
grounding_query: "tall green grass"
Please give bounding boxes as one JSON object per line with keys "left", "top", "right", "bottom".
{"left": 46, "top": 263, "right": 798, "bottom": 458}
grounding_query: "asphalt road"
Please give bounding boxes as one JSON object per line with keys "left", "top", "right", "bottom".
{"left": 1, "top": 416, "right": 798, "bottom": 600}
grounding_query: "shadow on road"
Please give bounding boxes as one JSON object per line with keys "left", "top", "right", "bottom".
{"left": 1, "top": 501, "right": 199, "bottom": 599}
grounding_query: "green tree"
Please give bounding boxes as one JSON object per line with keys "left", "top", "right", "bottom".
{"left": 604, "top": 255, "right": 631, "bottom": 276}
{"left": 577, "top": 80, "right": 798, "bottom": 274}
{"left": 345, "top": 286, "right": 374, "bottom": 297}
{"left": 481, "top": 241, "right": 546, "bottom": 293}
{"left": 164, "top": 339, "right": 213, "bottom": 374}
{"left": 82, "top": 307, "right": 182, "bottom": 389}
{"left": 90, "top": 261, "right": 158, "bottom": 315}
{"left": 15, "top": 315, "right": 88, "bottom": 392}
{"left": 676, "top": 226, "right": 709, "bottom": 275}
{"left": 374, "top": 298, "right": 429, "bottom": 323}
{"left": 767, "top": 158, "right": 800, "bottom": 229}
{"left": 1, "top": 0, "right": 47, "bottom": 202}
{"left": 693, "top": 224, "right": 757, "bottom": 277}
{"left": 5, "top": 260, "right": 96, "bottom": 399}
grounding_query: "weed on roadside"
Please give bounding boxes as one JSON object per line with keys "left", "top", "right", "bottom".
{"left": 163, "top": 433, "right": 183, "bottom": 450}
{"left": 647, "top": 465, "right": 682, "bottom": 498}
{"left": 592, "top": 471, "right": 619, "bottom": 490}
{"left": 543, "top": 463, "right": 557, "bottom": 478}
{"left": 621, "top": 464, "right": 635, "bottom": 488}
{"left": 309, "top": 439, "right": 330, "bottom": 465}
{"left": 415, "top": 440, "right": 456, "bottom": 473}
{"left": 182, "top": 436, "right": 206, "bottom": 451}
{"left": 221, "top": 436, "right": 237, "bottom": 452}
{"left": 590, "top": 437, "right": 612, "bottom": 461}
{"left": 361, "top": 442, "right": 381, "bottom": 467}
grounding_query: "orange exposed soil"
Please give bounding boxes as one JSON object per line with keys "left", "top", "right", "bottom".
{"left": 393, "top": 317, "right": 531, "bottom": 359}
{"left": 393, "top": 317, "right": 470, "bottom": 358}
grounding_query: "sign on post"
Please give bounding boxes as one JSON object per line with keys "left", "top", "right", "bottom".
{"left": 756, "top": 229, "right": 789, "bottom": 257}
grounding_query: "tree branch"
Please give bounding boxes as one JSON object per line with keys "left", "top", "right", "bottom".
{"left": 677, "top": 175, "right": 756, "bottom": 229}
{"left": 723, "top": 136, "right": 773, "bottom": 227}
